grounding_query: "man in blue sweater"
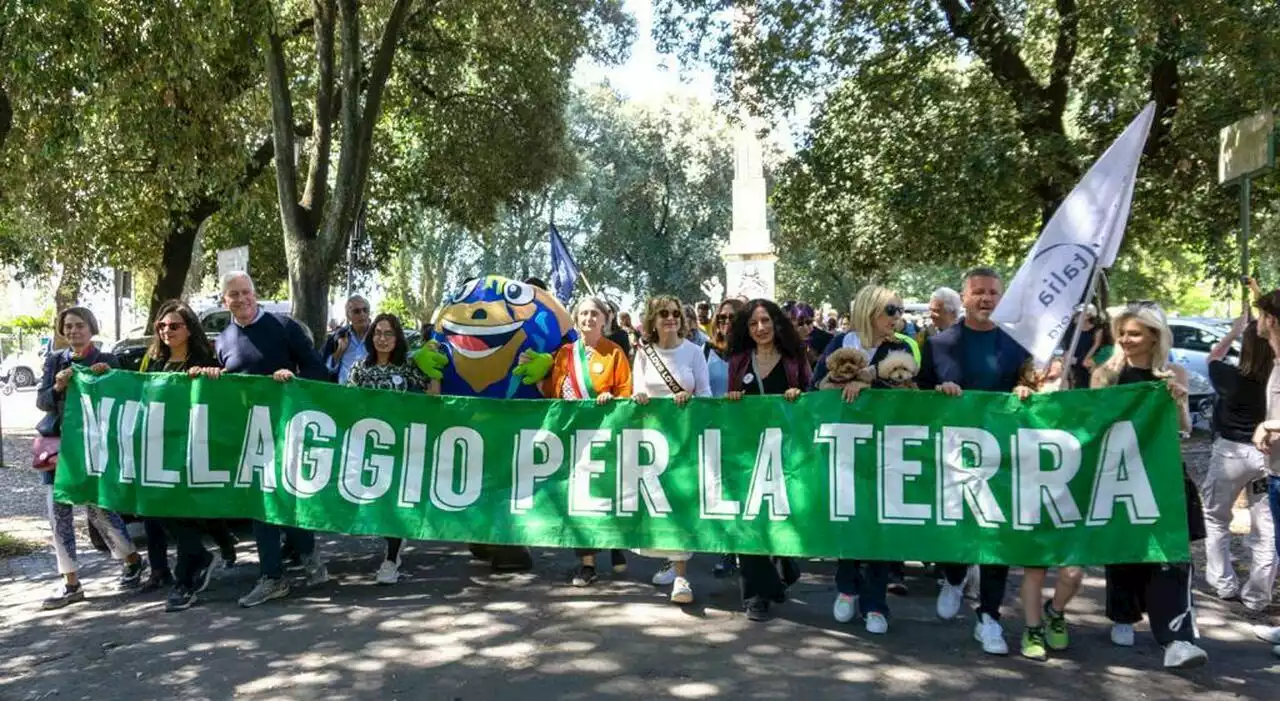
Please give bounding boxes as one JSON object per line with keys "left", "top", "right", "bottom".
{"left": 213, "top": 271, "right": 329, "bottom": 608}
{"left": 918, "top": 267, "right": 1034, "bottom": 656}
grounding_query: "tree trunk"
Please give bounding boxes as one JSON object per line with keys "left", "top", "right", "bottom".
{"left": 147, "top": 204, "right": 215, "bottom": 325}
{"left": 286, "top": 238, "right": 332, "bottom": 348}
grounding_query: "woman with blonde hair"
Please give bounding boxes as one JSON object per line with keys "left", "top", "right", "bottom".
{"left": 623, "top": 295, "right": 710, "bottom": 604}
{"left": 812, "top": 284, "right": 917, "bottom": 633}
{"left": 1092, "top": 302, "right": 1208, "bottom": 669}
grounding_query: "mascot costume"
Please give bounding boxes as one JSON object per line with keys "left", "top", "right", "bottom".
{"left": 414, "top": 275, "right": 574, "bottom": 570}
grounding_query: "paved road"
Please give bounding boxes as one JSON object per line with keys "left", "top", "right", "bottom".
{"left": 2, "top": 388, "right": 1278, "bottom": 701}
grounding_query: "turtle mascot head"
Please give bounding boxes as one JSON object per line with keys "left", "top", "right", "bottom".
{"left": 432, "top": 276, "right": 573, "bottom": 398}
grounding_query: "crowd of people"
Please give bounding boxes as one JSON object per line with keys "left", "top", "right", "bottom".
{"left": 30, "top": 267, "right": 1280, "bottom": 670}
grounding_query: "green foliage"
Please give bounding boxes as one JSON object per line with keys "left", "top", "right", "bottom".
{"left": 656, "top": 0, "right": 1280, "bottom": 302}
{"left": 6, "top": 313, "right": 49, "bottom": 332}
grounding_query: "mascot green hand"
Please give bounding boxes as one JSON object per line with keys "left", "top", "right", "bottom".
{"left": 513, "top": 350, "right": 553, "bottom": 386}
{"left": 412, "top": 343, "right": 449, "bottom": 381}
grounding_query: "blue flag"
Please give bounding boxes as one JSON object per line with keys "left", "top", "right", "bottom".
{"left": 549, "top": 222, "right": 579, "bottom": 304}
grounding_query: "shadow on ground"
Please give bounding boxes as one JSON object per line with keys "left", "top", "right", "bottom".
{"left": 2, "top": 536, "right": 1278, "bottom": 701}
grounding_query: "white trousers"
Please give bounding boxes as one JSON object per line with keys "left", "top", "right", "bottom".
{"left": 1199, "top": 438, "right": 1277, "bottom": 611}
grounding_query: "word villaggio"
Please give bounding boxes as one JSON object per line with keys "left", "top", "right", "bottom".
{"left": 78, "top": 397, "right": 1162, "bottom": 529}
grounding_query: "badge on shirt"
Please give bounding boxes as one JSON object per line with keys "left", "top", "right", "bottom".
{"left": 743, "top": 373, "right": 755, "bottom": 384}
{"left": 591, "top": 362, "right": 605, "bottom": 374}
{"left": 391, "top": 374, "right": 404, "bottom": 387}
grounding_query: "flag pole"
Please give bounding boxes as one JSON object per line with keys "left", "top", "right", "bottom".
{"left": 577, "top": 269, "right": 599, "bottom": 297}
{"left": 1060, "top": 265, "right": 1107, "bottom": 388}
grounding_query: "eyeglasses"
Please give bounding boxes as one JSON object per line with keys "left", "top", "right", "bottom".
{"left": 656, "top": 309, "right": 680, "bottom": 320}
{"left": 884, "top": 304, "right": 904, "bottom": 317}
{"left": 350, "top": 307, "right": 369, "bottom": 315}
{"left": 155, "top": 322, "right": 186, "bottom": 332}
{"left": 372, "top": 330, "right": 397, "bottom": 339}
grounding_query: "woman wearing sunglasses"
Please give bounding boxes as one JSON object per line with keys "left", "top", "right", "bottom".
{"left": 1091, "top": 302, "right": 1209, "bottom": 669}
{"left": 811, "top": 285, "right": 917, "bottom": 633}
{"left": 136, "top": 300, "right": 241, "bottom": 610}
{"left": 788, "top": 302, "right": 832, "bottom": 367}
{"left": 347, "top": 313, "right": 437, "bottom": 584}
{"left": 629, "top": 295, "right": 711, "bottom": 604}
{"left": 724, "top": 299, "right": 812, "bottom": 621}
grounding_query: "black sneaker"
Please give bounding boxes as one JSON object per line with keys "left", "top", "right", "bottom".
{"left": 571, "top": 565, "right": 598, "bottom": 587}
{"left": 140, "top": 570, "right": 174, "bottom": 593}
{"left": 746, "top": 598, "right": 771, "bottom": 622}
{"left": 713, "top": 555, "right": 738, "bottom": 579}
{"left": 42, "top": 583, "right": 86, "bottom": 610}
{"left": 165, "top": 587, "right": 196, "bottom": 612}
{"left": 119, "top": 559, "right": 145, "bottom": 588}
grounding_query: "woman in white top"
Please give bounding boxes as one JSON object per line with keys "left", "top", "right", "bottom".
{"left": 630, "top": 295, "right": 711, "bottom": 604}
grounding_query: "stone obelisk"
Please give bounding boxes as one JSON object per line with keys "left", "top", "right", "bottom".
{"left": 722, "top": 124, "right": 776, "bottom": 301}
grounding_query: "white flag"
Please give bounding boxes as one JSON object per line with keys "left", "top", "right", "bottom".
{"left": 992, "top": 102, "right": 1156, "bottom": 365}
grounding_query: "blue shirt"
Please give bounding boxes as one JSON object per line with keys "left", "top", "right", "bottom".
{"left": 216, "top": 311, "right": 327, "bottom": 380}
{"left": 707, "top": 351, "right": 729, "bottom": 397}
{"left": 960, "top": 327, "right": 1003, "bottom": 391}
{"left": 325, "top": 326, "right": 368, "bottom": 385}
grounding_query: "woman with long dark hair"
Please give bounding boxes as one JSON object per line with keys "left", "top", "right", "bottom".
{"left": 138, "top": 300, "right": 239, "bottom": 611}
{"left": 347, "top": 313, "right": 436, "bottom": 584}
{"left": 1247, "top": 290, "right": 1280, "bottom": 656}
{"left": 724, "top": 299, "right": 810, "bottom": 621}
{"left": 1092, "top": 303, "right": 1208, "bottom": 668}
{"left": 1200, "top": 312, "right": 1276, "bottom": 612}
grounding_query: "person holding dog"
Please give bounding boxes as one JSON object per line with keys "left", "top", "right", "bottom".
{"left": 812, "top": 285, "right": 917, "bottom": 635}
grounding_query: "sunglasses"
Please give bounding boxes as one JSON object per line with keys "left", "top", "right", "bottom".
{"left": 715, "top": 314, "right": 733, "bottom": 324}
{"left": 793, "top": 317, "right": 813, "bottom": 326}
{"left": 656, "top": 309, "right": 681, "bottom": 320}
{"left": 884, "top": 304, "right": 904, "bottom": 317}
{"left": 155, "top": 321, "right": 186, "bottom": 332}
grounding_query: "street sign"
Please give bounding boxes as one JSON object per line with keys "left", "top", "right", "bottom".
{"left": 217, "top": 246, "right": 250, "bottom": 281}
{"left": 1219, "top": 110, "right": 1276, "bottom": 184}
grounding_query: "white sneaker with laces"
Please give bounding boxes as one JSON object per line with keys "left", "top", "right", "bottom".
{"left": 936, "top": 583, "right": 964, "bottom": 620}
{"left": 832, "top": 593, "right": 857, "bottom": 623}
{"left": 375, "top": 558, "right": 401, "bottom": 585}
{"left": 670, "top": 576, "right": 694, "bottom": 604}
{"left": 1255, "top": 624, "right": 1280, "bottom": 645}
{"left": 865, "top": 612, "right": 888, "bottom": 635}
{"left": 973, "top": 613, "right": 1008, "bottom": 655}
{"left": 652, "top": 562, "right": 677, "bottom": 586}
{"left": 1162, "top": 640, "right": 1208, "bottom": 669}
{"left": 1110, "top": 623, "right": 1135, "bottom": 647}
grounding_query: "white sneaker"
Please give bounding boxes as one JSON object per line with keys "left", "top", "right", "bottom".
{"left": 1162, "top": 640, "right": 1208, "bottom": 669}
{"left": 302, "top": 553, "right": 329, "bottom": 586}
{"left": 963, "top": 565, "right": 981, "bottom": 600}
{"left": 865, "top": 612, "right": 888, "bottom": 635}
{"left": 973, "top": 613, "right": 1008, "bottom": 655}
{"left": 375, "top": 558, "right": 401, "bottom": 585}
{"left": 1255, "top": 624, "right": 1280, "bottom": 645}
{"left": 652, "top": 562, "right": 677, "bottom": 586}
{"left": 670, "top": 576, "right": 693, "bottom": 604}
{"left": 832, "top": 593, "right": 857, "bottom": 623}
{"left": 937, "top": 583, "right": 964, "bottom": 619}
{"left": 1110, "top": 623, "right": 1136, "bottom": 647}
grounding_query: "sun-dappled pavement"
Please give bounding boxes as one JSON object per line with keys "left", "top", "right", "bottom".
{"left": 2, "top": 527, "right": 1279, "bottom": 699}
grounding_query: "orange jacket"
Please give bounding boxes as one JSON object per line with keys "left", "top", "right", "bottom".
{"left": 542, "top": 336, "right": 633, "bottom": 399}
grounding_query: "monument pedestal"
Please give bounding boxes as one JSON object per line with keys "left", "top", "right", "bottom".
{"left": 723, "top": 251, "right": 777, "bottom": 301}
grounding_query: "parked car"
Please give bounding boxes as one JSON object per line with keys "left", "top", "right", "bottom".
{"left": 1166, "top": 318, "right": 1237, "bottom": 431}
{"left": 111, "top": 302, "right": 294, "bottom": 371}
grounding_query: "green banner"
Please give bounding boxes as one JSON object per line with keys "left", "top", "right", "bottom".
{"left": 54, "top": 369, "right": 1190, "bottom": 565}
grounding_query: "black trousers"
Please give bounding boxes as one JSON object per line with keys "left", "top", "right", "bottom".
{"left": 941, "top": 563, "right": 1010, "bottom": 620}
{"left": 165, "top": 519, "right": 216, "bottom": 589}
{"left": 1106, "top": 563, "right": 1196, "bottom": 646}
{"left": 739, "top": 555, "right": 799, "bottom": 605}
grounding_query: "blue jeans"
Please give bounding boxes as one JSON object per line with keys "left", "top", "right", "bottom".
{"left": 1270, "top": 476, "right": 1280, "bottom": 559}
{"left": 254, "top": 522, "right": 315, "bottom": 579}
{"left": 835, "top": 560, "right": 890, "bottom": 615}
